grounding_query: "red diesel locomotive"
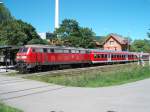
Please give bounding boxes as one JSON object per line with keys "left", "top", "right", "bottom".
{"left": 16, "top": 45, "right": 149, "bottom": 73}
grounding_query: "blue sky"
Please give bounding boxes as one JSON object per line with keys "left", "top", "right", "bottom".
{"left": 3, "top": 0, "right": 150, "bottom": 40}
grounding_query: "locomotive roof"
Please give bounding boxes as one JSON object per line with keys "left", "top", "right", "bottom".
{"left": 24, "top": 45, "right": 86, "bottom": 50}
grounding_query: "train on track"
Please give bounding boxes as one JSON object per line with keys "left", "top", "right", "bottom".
{"left": 16, "top": 45, "right": 150, "bottom": 73}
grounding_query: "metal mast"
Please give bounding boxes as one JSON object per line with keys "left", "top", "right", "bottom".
{"left": 55, "top": 0, "right": 59, "bottom": 29}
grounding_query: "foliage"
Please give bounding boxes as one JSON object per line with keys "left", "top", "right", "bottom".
{"left": 0, "top": 4, "right": 12, "bottom": 23}
{"left": 0, "top": 4, "right": 45, "bottom": 46}
{"left": 27, "top": 39, "right": 48, "bottom": 45}
{"left": 96, "top": 36, "right": 107, "bottom": 44}
{"left": 54, "top": 19, "right": 96, "bottom": 48}
{"left": 0, "top": 20, "right": 41, "bottom": 46}
{"left": 130, "top": 39, "right": 150, "bottom": 52}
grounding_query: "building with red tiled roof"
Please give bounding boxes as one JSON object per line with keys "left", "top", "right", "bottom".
{"left": 103, "top": 33, "right": 130, "bottom": 51}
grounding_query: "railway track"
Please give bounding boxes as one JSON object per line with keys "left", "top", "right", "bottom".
{"left": 0, "top": 75, "right": 66, "bottom": 101}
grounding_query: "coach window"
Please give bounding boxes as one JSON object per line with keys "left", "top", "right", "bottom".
{"left": 103, "top": 54, "right": 105, "bottom": 58}
{"left": 112, "top": 55, "right": 115, "bottom": 58}
{"left": 101, "top": 54, "right": 104, "bottom": 58}
{"left": 94, "top": 54, "right": 97, "bottom": 58}
{"left": 99, "top": 54, "right": 102, "bottom": 58}
{"left": 105, "top": 54, "right": 107, "bottom": 58}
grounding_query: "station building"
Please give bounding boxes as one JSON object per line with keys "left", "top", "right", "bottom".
{"left": 103, "top": 33, "right": 130, "bottom": 51}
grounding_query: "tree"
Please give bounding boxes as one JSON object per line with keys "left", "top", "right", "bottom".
{"left": 130, "top": 39, "right": 150, "bottom": 52}
{"left": 0, "top": 20, "right": 41, "bottom": 46}
{"left": 54, "top": 19, "right": 80, "bottom": 38}
{"left": 27, "top": 39, "right": 48, "bottom": 45}
{"left": 0, "top": 4, "right": 46, "bottom": 46}
{"left": 54, "top": 19, "right": 96, "bottom": 48}
{"left": 0, "top": 4, "right": 12, "bottom": 23}
{"left": 79, "top": 27, "right": 96, "bottom": 48}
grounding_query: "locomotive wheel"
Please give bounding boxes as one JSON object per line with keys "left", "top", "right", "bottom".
{"left": 37, "top": 65, "right": 42, "bottom": 71}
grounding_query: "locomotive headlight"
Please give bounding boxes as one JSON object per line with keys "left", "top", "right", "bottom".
{"left": 16, "top": 56, "right": 20, "bottom": 59}
{"left": 21, "top": 56, "right": 27, "bottom": 59}
{"left": 16, "top": 56, "right": 27, "bottom": 59}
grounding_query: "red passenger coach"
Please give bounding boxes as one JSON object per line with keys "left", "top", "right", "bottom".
{"left": 90, "top": 50, "right": 110, "bottom": 63}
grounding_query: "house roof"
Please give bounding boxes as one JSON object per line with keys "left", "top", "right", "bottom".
{"left": 103, "top": 33, "right": 129, "bottom": 45}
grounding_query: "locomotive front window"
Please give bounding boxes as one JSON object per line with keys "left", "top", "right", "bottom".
{"left": 19, "top": 47, "right": 28, "bottom": 52}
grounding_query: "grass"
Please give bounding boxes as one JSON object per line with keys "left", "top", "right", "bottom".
{"left": 25, "top": 62, "right": 150, "bottom": 87}
{"left": 0, "top": 103, "right": 23, "bottom": 112}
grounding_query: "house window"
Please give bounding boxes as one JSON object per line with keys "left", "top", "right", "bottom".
{"left": 110, "top": 41, "right": 114, "bottom": 45}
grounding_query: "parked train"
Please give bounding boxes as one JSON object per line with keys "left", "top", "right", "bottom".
{"left": 16, "top": 45, "right": 150, "bottom": 73}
